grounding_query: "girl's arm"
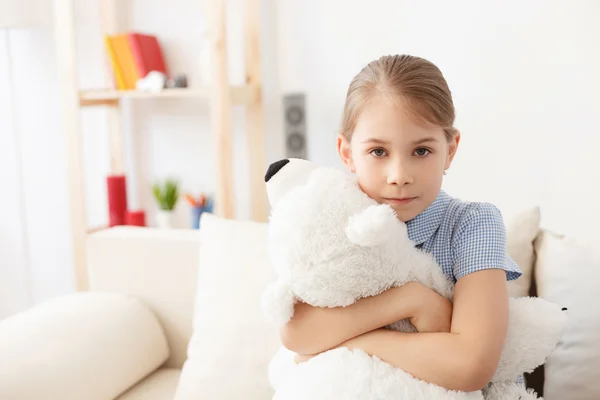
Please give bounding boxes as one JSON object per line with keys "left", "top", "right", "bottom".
{"left": 338, "top": 268, "right": 509, "bottom": 392}
{"left": 280, "top": 281, "right": 452, "bottom": 356}
{"left": 335, "top": 204, "right": 515, "bottom": 392}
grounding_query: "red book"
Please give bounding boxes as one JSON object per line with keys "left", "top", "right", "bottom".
{"left": 126, "top": 33, "right": 168, "bottom": 79}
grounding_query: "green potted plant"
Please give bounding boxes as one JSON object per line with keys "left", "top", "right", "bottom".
{"left": 152, "top": 178, "right": 179, "bottom": 228}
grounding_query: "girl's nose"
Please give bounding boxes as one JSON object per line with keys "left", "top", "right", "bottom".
{"left": 386, "top": 160, "right": 414, "bottom": 186}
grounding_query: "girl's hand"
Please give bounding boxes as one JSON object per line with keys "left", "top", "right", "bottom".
{"left": 294, "top": 353, "right": 316, "bottom": 364}
{"left": 407, "top": 283, "right": 453, "bottom": 333}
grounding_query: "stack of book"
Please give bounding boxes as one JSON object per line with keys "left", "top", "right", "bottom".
{"left": 104, "top": 32, "right": 168, "bottom": 90}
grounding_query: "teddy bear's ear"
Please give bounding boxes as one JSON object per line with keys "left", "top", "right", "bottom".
{"left": 346, "top": 204, "right": 399, "bottom": 247}
{"left": 261, "top": 279, "right": 296, "bottom": 326}
{"left": 265, "top": 158, "right": 320, "bottom": 210}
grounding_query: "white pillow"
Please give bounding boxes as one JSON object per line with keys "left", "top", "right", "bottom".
{"left": 0, "top": 292, "right": 169, "bottom": 400}
{"left": 173, "top": 213, "right": 281, "bottom": 400}
{"left": 534, "top": 230, "right": 600, "bottom": 399}
{"left": 505, "top": 207, "right": 541, "bottom": 297}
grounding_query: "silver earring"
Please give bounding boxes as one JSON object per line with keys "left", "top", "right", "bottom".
{"left": 443, "top": 170, "right": 447, "bottom": 175}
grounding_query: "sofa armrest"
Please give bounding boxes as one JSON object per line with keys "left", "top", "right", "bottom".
{"left": 0, "top": 292, "right": 170, "bottom": 400}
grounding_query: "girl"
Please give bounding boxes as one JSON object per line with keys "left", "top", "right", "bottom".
{"left": 281, "top": 54, "right": 522, "bottom": 392}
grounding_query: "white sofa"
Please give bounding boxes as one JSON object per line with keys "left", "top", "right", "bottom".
{"left": 0, "top": 226, "right": 203, "bottom": 400}
{"left": 0, "top": 211, "right": 598, "bottom": 399}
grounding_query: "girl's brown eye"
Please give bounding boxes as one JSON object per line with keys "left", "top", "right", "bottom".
{"left": 370, "top": 148, "right": 386, "bottom": 157}
{"left": 414, "top": 148, "right": 430, "bottom": 156}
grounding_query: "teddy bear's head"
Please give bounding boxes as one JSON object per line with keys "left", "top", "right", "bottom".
{"left": 265, "top": 158, "right": 408, "bottom": 245}
{"left": 262, "top": 158, "right": 422, "bottom": 325}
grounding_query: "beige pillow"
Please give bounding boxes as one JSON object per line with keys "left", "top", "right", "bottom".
{"left": 173, "top": 213, "right": 281, "bottom": 400}
{"left": 534, "top": 230, "right": 600, "bottom": 399}
{"left": 0, "top": 292, "right": 169, "bottom": 400}
{"left": 505, "top": 207, "right": 541, "bottom": 297}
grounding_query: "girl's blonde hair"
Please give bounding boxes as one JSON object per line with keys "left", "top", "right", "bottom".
{"left": 341, "top": 54, "right": 457, "bottom": 141}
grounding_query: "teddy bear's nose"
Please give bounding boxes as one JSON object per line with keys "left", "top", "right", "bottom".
{"left": 265, "top": 159, "right": 290, "bottom": 182}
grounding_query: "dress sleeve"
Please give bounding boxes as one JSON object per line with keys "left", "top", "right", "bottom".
{"left": 452, "top": 203, "right": 522, "bottom": 281}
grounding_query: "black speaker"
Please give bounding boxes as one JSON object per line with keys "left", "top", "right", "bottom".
{"left": 283, "top": 93, "right": 307, "bottom": 159}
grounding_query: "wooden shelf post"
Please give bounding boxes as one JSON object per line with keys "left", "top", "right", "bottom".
{"left": 206, "top": 0, "right": 235, "bottom": 219}
{"left": 244, "top": 0, "right": 268, "bottom": 222}
{"left": 99, "top": 0, "right": 125, "bottom": 175}
{"left": 53, "top": 0, "right": 89, "bottom": 291}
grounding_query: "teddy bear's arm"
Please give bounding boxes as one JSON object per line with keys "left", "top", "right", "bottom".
{"left": 491, "top": 296, "right": 567, "bottom": 382}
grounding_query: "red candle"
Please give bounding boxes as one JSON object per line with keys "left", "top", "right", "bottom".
{"left": 126, "top": 210, "right": 146, "bottom": 227}
{"left": 107, "top": 175, "right": 127, "bottom": 227}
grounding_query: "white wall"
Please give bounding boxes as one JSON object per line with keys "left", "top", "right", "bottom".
{"left": 276, "top": 0, "right": 600, "bottom": 239}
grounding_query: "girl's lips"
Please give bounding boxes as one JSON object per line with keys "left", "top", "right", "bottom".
{"left": 384, "top": 197, "right": 417, "bottom": 205}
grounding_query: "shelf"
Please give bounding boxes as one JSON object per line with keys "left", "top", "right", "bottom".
{"left": 55, "top": 0, "right": 267, "bottom": 291}
{"left": 79, "top": 84, "right": 260, "bottom": 107}
{"left": 86, "top": 225, "right": 109, "bottom": 234}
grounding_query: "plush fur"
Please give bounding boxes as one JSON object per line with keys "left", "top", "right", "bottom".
{"left": 262, "top": 158, "right": 567, "bottom": 400}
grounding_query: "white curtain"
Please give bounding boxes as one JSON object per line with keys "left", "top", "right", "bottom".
{"left": 0, "top": 23, "right": 74, "bottom": 320}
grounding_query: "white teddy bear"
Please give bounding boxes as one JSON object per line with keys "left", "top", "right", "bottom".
{"left": 261, "top": 158, "right": 567, "bottom": 400}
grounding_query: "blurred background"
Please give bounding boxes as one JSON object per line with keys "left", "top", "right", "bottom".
{"left": 1, "top": 0, "right": 599, "bottom": 324}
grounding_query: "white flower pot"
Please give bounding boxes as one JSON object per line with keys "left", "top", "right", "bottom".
{"left": 156, "top": 210, "right": 174, "bottom": 229}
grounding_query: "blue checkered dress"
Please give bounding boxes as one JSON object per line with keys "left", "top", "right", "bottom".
{"left": 406, "top": 189, "right": 525, "bottom": 386}
{"left": 406, "top": 190, "right": 521, "bottom": 282}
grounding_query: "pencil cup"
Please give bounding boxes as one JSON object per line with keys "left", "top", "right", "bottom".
{"left": 190, "top": 200, "right": 213, "bottom": 229}
{"left": 191, "top": 206, "right": 204, "bottom": 229}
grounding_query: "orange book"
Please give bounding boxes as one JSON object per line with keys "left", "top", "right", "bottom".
{"left": 106, "top": 34, "right": 139, "bottom": 90}
{"left": 104, "top": 36, "right": 125, "bottom": 89}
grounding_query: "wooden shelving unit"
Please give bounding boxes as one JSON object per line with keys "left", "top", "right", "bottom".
{"left": 53, "top": 0, "right": 269, "bottom": 291}
{"left": 78, "top": 85, "right": 261, "bottom": 106}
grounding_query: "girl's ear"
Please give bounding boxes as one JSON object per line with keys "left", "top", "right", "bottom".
{"left": 337, "top": 134, "right": 355, "bottom": 173}
{"left": 346, "top": 204, "right": 398, "bottom": 247}
{"left": 445, "top": 130, "right": 461, "bottom": 170}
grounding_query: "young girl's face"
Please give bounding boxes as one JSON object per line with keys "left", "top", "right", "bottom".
{"left": 338, "top": 94, "right": 460, "bottom": 222}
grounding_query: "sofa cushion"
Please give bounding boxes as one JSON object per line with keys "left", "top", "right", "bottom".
{"left": 506, "top": 207, "right": 541, "bottom": 297}
{"left": 173, "top": 213, "right": 281, "bottom": 400}
{"left": 116, "top": 368, "right": 181, "bottom": 400}
{"left": 87, "top": 227, "right": 201, "bottom": 369}
{"left": 534, "top": 230, "right": 600, "bottom": 399}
